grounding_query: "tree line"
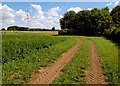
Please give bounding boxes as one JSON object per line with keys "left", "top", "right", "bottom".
{"left": 59, "top": 6, "right": 120, "bottom": 42}
{"left": 1, "top": 26, "right": 56, "bottom": 31}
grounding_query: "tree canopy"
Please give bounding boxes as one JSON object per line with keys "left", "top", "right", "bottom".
{"left": 1, "top": 28, "right": 5, "bottom": 30}
{"left": 7, "top": 26, "right": 29, "bottom": 31}
{"left": 52, "top": 27, "right": 55, "bottom": 31}
{"left": 111, "top": 6, "right": 120, "bottom": 27}
{"left": 59, "top": 6, "right": 120, "bottom": 42}
{"left": 60, "top": 7, "right": 112, "bottom": 36}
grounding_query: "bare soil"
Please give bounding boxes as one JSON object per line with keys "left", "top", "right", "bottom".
{"left": 24, "top": 38, "right": 83, "bottom": 84}
{"left": 85, "top": 39, "right": 107, "bottom": 84}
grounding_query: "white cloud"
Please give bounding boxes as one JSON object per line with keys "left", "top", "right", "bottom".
{"left": 45, "top": 17, "right": 60, "bottom": 28}
{"left": 87, "top": 8, "right": 92, "bottom": 11}
{"left": 30, "top": 5, "right": 61, "bottom": 29}
{"left": 15, "top": 9, "right": 26, "bottom": 18}
{"left": 29, "top": 16, "right": 60, "bottom": 29}
{"left": 115, "top": 0, "right": 120, "bottom": 6}
{"left": 0, "top": 4, "right": 15, "bottom": 28}
{"left": 60, "top": 15, "right": 63, "bottom": 18}
{"left": 15, "top": 9, "right": 31, "bottom": 27}
{"left": 46, "top": 7, "right": 61, "bottom": 16}
{"left": 106, "top": 2, "right": 112, "bottom": 6}
{"left": 31, "top": 4, "right": 44, "bottom": 18}
{"left": 67, "top": 7, "right": 82, "bottom": 13}
{"left": 0, "top": 4, "right": 61, "bottom": 29}
{"left": 48, "top": 16, "right": 53, "bottom": 19}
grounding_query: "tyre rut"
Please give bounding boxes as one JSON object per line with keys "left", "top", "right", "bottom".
{"left": 24, "top": 38, "right": 83, "bottom": 84}
{"left": 85, "top": 39, "right": 107, "bottom": 84}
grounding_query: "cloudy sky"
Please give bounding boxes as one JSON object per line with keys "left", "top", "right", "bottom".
{"left": 0, "top": 0, "right": 120, "bottom": 29}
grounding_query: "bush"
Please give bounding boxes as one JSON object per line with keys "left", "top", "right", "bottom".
{"left": 58, "top": 30, "right": 68, "bottom": 35}
{"left": 52, "top": 27, "right": 55, "bottom": 31}
{"left": 104, "top": 26, "right": 120, "bottom": 42}
{"left": 1, "top": 28, "right": 5, "bottom": 30}
{"left": 58, "top": 29, "right": 77, "bottom": 35}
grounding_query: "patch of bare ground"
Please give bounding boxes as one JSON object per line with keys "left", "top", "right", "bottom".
{"left": 85, "top": 39, "right": 107, "bottom": 85}
{"left": 23, "top": 38, "right": 83, "bottom": 85}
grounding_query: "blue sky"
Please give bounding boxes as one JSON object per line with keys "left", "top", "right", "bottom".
{"left": 2, "top": 2, "right": 114, "bottom": 16}
{"left": 0, "top": 1, "right": 120, "bottom": 29}
{"left": 1, "top": 0, "right": 118, "bottom": 2}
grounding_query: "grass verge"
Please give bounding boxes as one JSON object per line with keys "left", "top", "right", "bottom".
{"left": 83, "top": 36, "right": 119, "bottom": 84}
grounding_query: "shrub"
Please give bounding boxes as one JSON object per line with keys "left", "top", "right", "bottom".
{"left": 58, "top": 29, "right": 77, "bottom": 35}
{"left": 58, "top": 30, "right": 68, "bottom": 35}
{"left": 104, "top": 26, "right": 120, "bottom": 42}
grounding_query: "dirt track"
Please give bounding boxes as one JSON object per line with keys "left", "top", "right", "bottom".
{"left": 24, "top": 38, "right": 83, "bottom": 84}
{"left": 85, "top": 39, "right": 107, "bottom": 84}
{"left": 24, "top": 37, "right": 107, "bottom": 85}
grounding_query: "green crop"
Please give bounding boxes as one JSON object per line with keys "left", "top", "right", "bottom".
{"left": 2, "top": 33, "right": 78, "bottom": 84}
{"left": 2, "top": 33, "right": 67, "bottom": 63}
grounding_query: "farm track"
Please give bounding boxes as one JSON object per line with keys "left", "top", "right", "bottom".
{"left": 85, "top": 39, "right": 107, "bottom": 84}
{"left": 24, "top": 38, "right": 83, "bottom": 85}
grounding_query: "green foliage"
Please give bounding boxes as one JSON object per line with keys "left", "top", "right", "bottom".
{"left": 60, "top": 11, "right": 76, "bottom": 30}
{"left": 104, "top": 26, "right": 120, "bottom": 42}
{"left": 60, "top": 7, "right": 112, "bottom": 36}
{"left": 2, "top": 33, "right": 67, "bottom": 63}
{"left": 2, "top": 33, "right": 78, "bottom": 84}
{"left": 111, "top": 6, "right": 120, "bottom": 27}
{"left": 58, "top": 29, "right": 76, "bottom": 35}
{"left": 51, "top": 39, "right": 90, "bottom": 84}
{"left": 7, "top": 26, "right": 29, "bottom": 31}
{"left": 59, "top": 30, "right": 68, "bottom": 35}
{"left": 7, "top": 26, "right": 57, "bottom": 31}
{"left": 52, "top": 27, "right": 55, "bottom": 31}
{"left": 1, "top": 28, "right": 5, "bottom": 30}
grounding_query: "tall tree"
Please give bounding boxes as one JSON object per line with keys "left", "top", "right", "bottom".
{"left": 60, "top": 11, "right": 76, "bottom": 30}
{"left": 59, "top": 7, "right": 112, "bottom": 36}
{"left": 111, "top": 6, "right": 120, "bottom": 27}
{"left": 75, "top": 10, "right": 91, "bottom": 35}
{"left": 1, "top": 28, "right": 5, "bottom": 30}
{"left": 98, "top": 7, "right": 112, "bottom": 35}
{"left": 52, "top": 27, "right": 55, "bottom": 31}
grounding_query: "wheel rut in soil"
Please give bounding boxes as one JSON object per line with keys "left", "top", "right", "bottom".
{"left": 85, "top": 39, "right": 107, "bottom": 84}
{"left": 24, "top": 38, "right": 83, "bottom": 84}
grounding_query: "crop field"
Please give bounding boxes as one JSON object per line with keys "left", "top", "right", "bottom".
{"left": 0, "top": 31, "right": 58, "bottom": 35}
{"left": 2, "top": 33, "right": 78, "bottom": 84}
{"left": 1, "top": 32, "right": 119, "bottom": 85}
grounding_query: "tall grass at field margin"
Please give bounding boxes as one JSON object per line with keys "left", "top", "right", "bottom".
{"left": 83, "top": 36, "right": 119, "bottom": 84}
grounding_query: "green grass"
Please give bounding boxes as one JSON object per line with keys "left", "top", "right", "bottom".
{"left": 53, "top": 36, "right": 119, "bottom": 84}
{"left": 51, "top": 39, "right": 90, "bottom": 84}
{"left": 2, "top": 33, "right": 79, "bottom": 84}
{"left": 0, "top": 65, "right": 1, "bottom": 85}
{"left": 82, "top": 36, "right": 119, "bottom": 84}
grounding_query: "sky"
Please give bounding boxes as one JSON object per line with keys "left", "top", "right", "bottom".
{"left": 0, "top": 0, "right": 120, "bottom": 29}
